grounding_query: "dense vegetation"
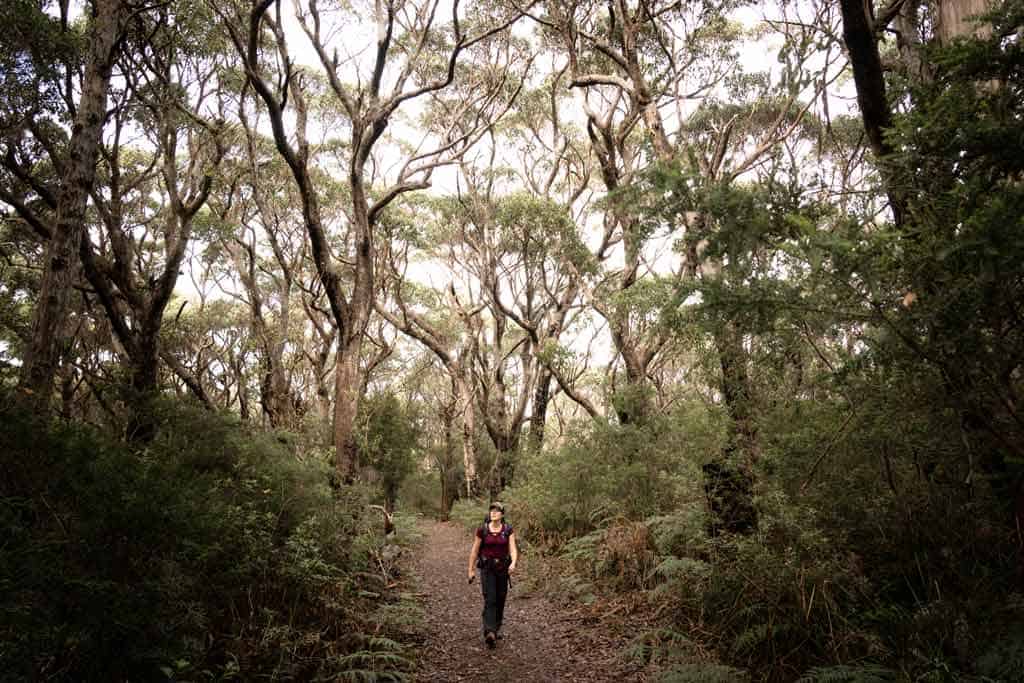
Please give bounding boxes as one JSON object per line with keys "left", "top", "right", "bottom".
{"left": 1, "top": 398, "right": 420, "bottom": 680}
{"left": 2, "top": 0, "right": 1024, "bottom": 681}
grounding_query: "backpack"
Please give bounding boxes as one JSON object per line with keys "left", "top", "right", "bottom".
{"left": 478, "top": 519, "right": 512, "bottom": 544}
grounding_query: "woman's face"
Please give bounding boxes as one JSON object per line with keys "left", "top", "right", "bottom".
{"left": 489, "top": 508, "right": 503, "bottom": 522}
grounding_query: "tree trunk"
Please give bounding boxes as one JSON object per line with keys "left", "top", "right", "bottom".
{"left": 456, "top": 374, "right": 479, "bottom": 497}
{"left": 937, "top": 0, "right": 993, "bottom": 43}
{"left": 58, "top": 355, "right": 77, "bottom": 421}
{"left": 18, "top": 0, "right": 125, "bottom": 411}
{"left": 614, "top": 347, "right": 650, "bottom": 425}
{"left": 333, "top": 341, "right": 362, "bottom": 483}
{"left": 161, "top": 349, "right": 213, "bottom": 409}
{"left": 261, "top": 356, "right": 291, "bottom": 428}
{"left": 715, "top": 324, "right": 760, "bottom": 464}
{"left": 706, "top": 324, "right": 760, "bottom": 534}
{"left": 125, "top": 328, "right": 160, "bottom": 442}
{"left": 529, "top": 367, "right": 553, "bottom": 452}
{"left": 440, "top": 402, "right": 457, "bottom": 520}
{"left": 233, "top": 354, "right": 251, "bottom": 421}
{"left": 838, "top": 0, "right": 907, "bottom": 225}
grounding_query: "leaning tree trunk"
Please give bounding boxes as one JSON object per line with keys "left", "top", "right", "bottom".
{"left": 19, "top": 0, "right": 125, "bottom": 411}
{"left": 528, "top": 367, "right": 553, "bottom": 452}
{"left": 838, "top": 0, "right": 907, "bottom": 225}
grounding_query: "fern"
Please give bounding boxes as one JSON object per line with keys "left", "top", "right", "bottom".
{"left": 627, "top": 627, "right": 696, "bottom": 665}
{"left": 796, "top": 664, "right": 897, "bottom": 682}
{"left": 561, "top": 528, "right": 604, "bottom": 563}
{"left": 333, "top": 636, "right": 411, "bottom": 682}
{"left": 976, "top": 627, "right": 1024, "bottom": 681}
{"left": 649, "top": 555, "right": 711, "bottom": 582}
{"left": 731, "top": 622, "right": 775, "bottom": 655}
{"left": 656, "top": 663, "right": 750, "bottom": 682}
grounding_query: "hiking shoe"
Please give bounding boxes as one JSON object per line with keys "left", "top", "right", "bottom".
{"left": 485, "top": 631, "right": 496, "bottom": 649}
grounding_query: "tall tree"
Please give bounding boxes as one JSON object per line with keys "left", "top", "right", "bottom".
{"left": 77, "top": 3, "right": 226, "bottom": 439}
{"left": 375, "top": 222, "right": 485, "bottom": 496}
{"left": 219, "top": 0, "right": 529, "bottom": 482}
{"left": 6, "top": 0, "right": 130, "bottom": 411}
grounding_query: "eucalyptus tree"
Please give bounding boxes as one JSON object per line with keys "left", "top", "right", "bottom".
{"left": 523, "top": 1, "right": 678, "bottom": 426}
{"left": 374, "top": 208, "right": 485, "bottom": 496}
{"left": 161, "top": 296, "right": 251, "bottom": 412}
{"left": 535, "top": 1, "right": 840, "bottom": 464}
{"left": 2, "top": 0, "right": 133, "bottom": 412}
{"left": 442, "top": 189, "right": 538, "bottom": 492}
{"left": 434, "top": 157, "right": 599, "bottom": 487}
{"left": 218, "top": 0, "right": 532, "bottom": 482}
{"left": 203, "top": 101, "right": 313, "bottom": 428}
{"left": 70, "top": 2, "right": 230, "bottom": 439}
{"left": 489, "top": 70, "right": 606, "bottom": 444}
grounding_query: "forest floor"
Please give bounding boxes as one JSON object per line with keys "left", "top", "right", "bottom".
{"left": 407, "top": 518, "right": 658, "bottom": 682}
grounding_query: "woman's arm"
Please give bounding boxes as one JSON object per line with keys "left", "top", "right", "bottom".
{"left": 468, "top": 536, "right": 482, "bottom": 582}
{"left": 508, "top": 532, "right": 519, "bottom": 573}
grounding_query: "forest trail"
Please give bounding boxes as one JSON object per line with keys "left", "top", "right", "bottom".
{"left": 410, "top": 519, "right": 647, "bottom": 682}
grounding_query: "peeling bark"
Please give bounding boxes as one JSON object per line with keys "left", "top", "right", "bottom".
{"left": 18, "top": 0, "right": 126, "bottom": 411}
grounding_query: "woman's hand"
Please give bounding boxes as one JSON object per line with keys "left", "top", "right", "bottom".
{"left": 468, "top": 570, "right": 476, "bottom": 584}
{"left": 508, "top": 562, "right": 517, "bottom": 574}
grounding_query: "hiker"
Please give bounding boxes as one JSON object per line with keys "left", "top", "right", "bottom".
{"left": 467, "top": 501, "right": 518, "bottom": 648}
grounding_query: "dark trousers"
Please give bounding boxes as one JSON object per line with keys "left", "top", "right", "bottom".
{"left": 480, "top": 567, "right": 509, "bottom": 635}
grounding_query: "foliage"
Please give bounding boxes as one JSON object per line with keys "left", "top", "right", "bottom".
{"left": 448, "top": 498, "right": 494, "bottom": 534}
{"left": 356, "top": 392, "right": 422, "bottom": 510}
{"left": 507, "top": 408, "right": 717, "bottom": 544}
{"left": 397, "top": 468, "right": 444, "bottom": 516}
{"left": 4, "top": 1, "right": 1024, "bottom": 681}
{"left": 796, "top": 665, "right": 897, "bottom": 682}
{"left": 0, "top": 396, "right": 412, "bottom": 681}
{"left": 655, "top": 663, "right": 751, "bottom": 683}
{"left": 974, "top": 624, "right": 1024, "bottom": 681}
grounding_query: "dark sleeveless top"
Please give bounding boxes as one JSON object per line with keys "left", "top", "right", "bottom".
{"left": 476, "top": 523, "right": 513, "bottom": 559}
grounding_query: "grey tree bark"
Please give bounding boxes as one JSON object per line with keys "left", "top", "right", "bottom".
{"left": 18, "top": 0, "right": 127, "bottom": 411}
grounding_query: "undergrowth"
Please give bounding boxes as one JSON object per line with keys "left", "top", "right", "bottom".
{"left": 496, "top": 398, "right": 1023, "bottom": 682}
{"left": 0, "top": 397, "right": 417, "bottom": 681}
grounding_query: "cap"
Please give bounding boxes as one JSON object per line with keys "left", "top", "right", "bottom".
{"left": 488, "top": 501, "right": 504, "bottom": 512}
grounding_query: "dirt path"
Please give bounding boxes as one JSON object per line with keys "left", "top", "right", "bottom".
{"left": 409, "top": 519, "right": 647, "bottom": 682}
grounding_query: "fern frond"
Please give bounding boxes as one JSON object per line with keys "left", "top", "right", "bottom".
{"left": 976, "top": 627, "right": 1024, "bottom": 681}
{"left": 796, "top": 664, "right": 897, "bottom": 682}
{"left": 656, "top": 662, "right": 750, "bottom": 682}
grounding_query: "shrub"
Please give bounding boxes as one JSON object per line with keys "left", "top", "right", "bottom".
{"left": 0, "top": 397, "right": 410, "bottom": 681}
{"left": 507, "top": 407, "right": 718, "bottom": 544}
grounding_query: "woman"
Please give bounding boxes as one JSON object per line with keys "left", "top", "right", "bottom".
{"left": 467, "top": 501, "right": 518, "bottom": 648}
